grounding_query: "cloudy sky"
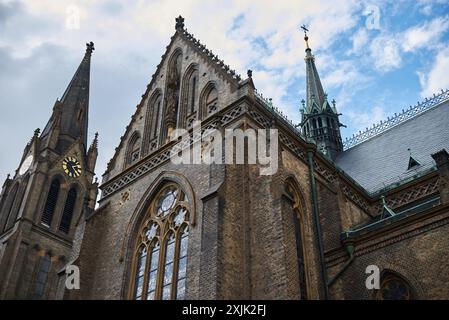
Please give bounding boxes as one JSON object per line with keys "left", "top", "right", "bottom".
{"left": 1, "top": 0, "right": 449, "bottom": 183}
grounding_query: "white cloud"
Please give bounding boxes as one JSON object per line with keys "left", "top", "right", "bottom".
{"left": 402, "top": 16, "right": 449, "bottom": 52}
{"left": 369, "top": 36, "right": 402, "bottom": 72}
{"left": 350, "top": 28, "right": 369, "bottom": 54}
{"left": 358, "top": 15, "right": 449, "bottom": 73}
{"left": 0, "top": 0, "right": 362, "bottom": 180}
{"left": 419, "top": 46, "right": 449, "bottom": 97}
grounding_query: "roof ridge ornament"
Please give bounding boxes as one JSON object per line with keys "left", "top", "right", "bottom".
{"left": 343, "top": 88, "right": 449, "bottom": 150}
{"left": 175, "top": 15, "right": 185, "bottom": 30}
{"left": 179, "top": 20, "right": 242, "bottom": 81}
{"left": 86, "top": 41, "right": 94, "bottom": 55}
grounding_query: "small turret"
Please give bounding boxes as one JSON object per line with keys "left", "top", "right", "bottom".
{"left": 87, "top": 132, "right": 99, "bottom": 173}
{"left": 300, "top": 26, "right": 343, "bottom": 159}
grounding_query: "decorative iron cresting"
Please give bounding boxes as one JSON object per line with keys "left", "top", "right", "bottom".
{"left": 343, "top": 89, "right": 449, "bottom": 150}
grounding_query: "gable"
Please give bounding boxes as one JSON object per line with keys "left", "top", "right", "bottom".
{"left": 104, "top": 24, "right": 247, "bottom": 180}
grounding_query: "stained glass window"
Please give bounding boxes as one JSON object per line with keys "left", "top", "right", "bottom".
{"left": 132, "top": 184, "right": 190, "bottom": 300}
{"left": 176, "top": 226, "right": 189, "bottom": 300}
{"left": 146, "top": 242, "right": 159, "bottom": 300}
{"left": 377, "top": 273, "right": 412, "bottom": 300}
{"left": 134, "top": 246, "right": 147, "bottom": 300}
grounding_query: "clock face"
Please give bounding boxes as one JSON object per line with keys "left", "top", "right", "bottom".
{"left": 62, "top": 157, "right": 82, "bottom": 178}
{"left": 19, "top": 155, "right": 33, "bottom": 175}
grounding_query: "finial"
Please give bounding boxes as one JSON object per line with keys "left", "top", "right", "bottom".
{"left": 86, "top": 41, "right": 95, "bottom": 54}
{"left": 300, "top": 24, "right": 310, "bottom": 49}
{"left": 34, "top": 128, "right": 40, "bottom": 137}
{"left": 90, "top": 132, "right": 99, "bottom": 149}
{"left": 7, "top": 173, "right": 10, "bottom": 180}
{"left": 331, "top": 99, "right": 336, "bottom": 107}
{"left": 301, "top": 99, "right": 305, "bottom": 108}
{"left": 247, "top": 69, "right": 253, "bottom": 78}
{"left": 175, "top": 15, "right": 185, "bottom": 30}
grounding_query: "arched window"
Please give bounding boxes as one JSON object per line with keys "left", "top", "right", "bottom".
{"left": 41, "top": 179, "right": 60, "bottom": 227}
{"left": 163, "top": 50, "right": 182, "bottom": 139}
{"left": 126, "top": 133, "right": 141, "bottom": 166}
{"left": 5, "top": 176, "right": 30, "bottom": 231}
{"left": 205, "top": 87, "right": 218, "bottom": 115}
{"left": 188, "top": 70, "right": 199, "bottom": 115}
{"left": 32, "top": 253, "right": 51, "bottom": 300}
{"left": 318, "top": 117, "right": 323, "bottom": 128}
{"left": 286, "top": 180, "right": 308, "bottom": 300}
{"left": 131, "top": 184, "right": 190, "bottom": 300}
{"left": 1, "top": 183, "right": 19, "bottom": 232}
{"left": 376, "top": 272, "right": 413, "bottom": 300}
{"left": 152, "top": 96, "right": 162, "bottom": 139}
{"left": 326, "top": 117, "right": 331, "bottom": 128}
{"left": 59, "top": 187, "right": 77, "bottom": 234}
{"left": 312, "top": 119, "right": 317, "bottom": 130}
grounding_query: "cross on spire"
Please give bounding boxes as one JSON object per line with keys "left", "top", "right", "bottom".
{"left": 300, "top": 24, "right": 310, "bottom": 49}
{"left": 300, "top": 24, "right": 309, "bottom": 34}
{"left": 86, "top": 41, "right": 95, "bottom": 55}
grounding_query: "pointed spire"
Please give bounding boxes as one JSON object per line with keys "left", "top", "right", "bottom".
{"left": 301, "top": 27, "right": 326, "bottom": 113}
{"left": 41, "top": 42, "right": 94, "bottom": 154}
{"left": 87, "top": 132, "right": 99, "bottom": 173}
{"left": 90, "top": 132, "right": 99, "bottom": 150}
{"left": 299, "top": 27, "right": 343, "bottom": 159}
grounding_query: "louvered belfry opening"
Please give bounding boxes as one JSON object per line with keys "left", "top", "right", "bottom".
{"left": 41, "top": 179, "right": 60, "bottom": 227}
{"left": 59, "top": 188, "right": 77, "bottom": 233}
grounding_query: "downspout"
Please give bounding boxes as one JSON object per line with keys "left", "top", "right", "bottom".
{"left": 327, "top": 243, "right": 355, "bottom": 287}
{"left": 307, "top": 150, "right": 329, "bottom": 299}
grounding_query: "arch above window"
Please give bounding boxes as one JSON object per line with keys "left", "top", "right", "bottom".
{"left": 0, "top": 182, "right": 19, "bottom": 232}
{"left": 179, "top": 63, "right": 199, "bottom": 129}
{"left": 130, "top": 182, "right": 191, "bottom": 300}
{"left": 59, "top": 186, "right": 78, "bottom": 234}
{"left": 187, "top": 68, "right": 199, "bottom": 115}
{"left": 200, "top": 82, "right": 218, "bottom": 119}
{"left": 376, "top": 271, "right": 413, "bottom": 300}
{"left": 285, "top": 178, "right": 309, "bottom": 300}
{"left": 126, "top": 132, "right": 141, "bottom": 166}
{"left": 163, "top": 49, "right": 183, "bottom": 139}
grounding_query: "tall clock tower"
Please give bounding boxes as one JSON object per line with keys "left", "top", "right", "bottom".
{"left": 0, "top": 43, "right": 98, "bottom": 299}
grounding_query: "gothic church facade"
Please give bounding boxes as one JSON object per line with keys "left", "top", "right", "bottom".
{"left": 1, "top": 17, "right": 449, "bottom": 300}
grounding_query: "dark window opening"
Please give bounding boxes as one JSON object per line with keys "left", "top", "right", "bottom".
{"left": 41, "top": 179, "right": 60, "bottom": 227}
{"left": 59, "top": 188, "right": 77, "bottom": 234}
{"left": 407, "top": 156, "right": 420, "bottom": 170}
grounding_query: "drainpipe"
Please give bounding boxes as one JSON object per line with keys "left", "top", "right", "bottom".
{"left": 307, "top": 150, "right": 329, "bottom": 299}
{"left": 327, "top": 243, "right": 355, "bottom": 287}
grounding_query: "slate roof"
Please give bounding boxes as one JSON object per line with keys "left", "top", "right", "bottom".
{"left": 335, "top": 99, "right": 449, "bottom": 194}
